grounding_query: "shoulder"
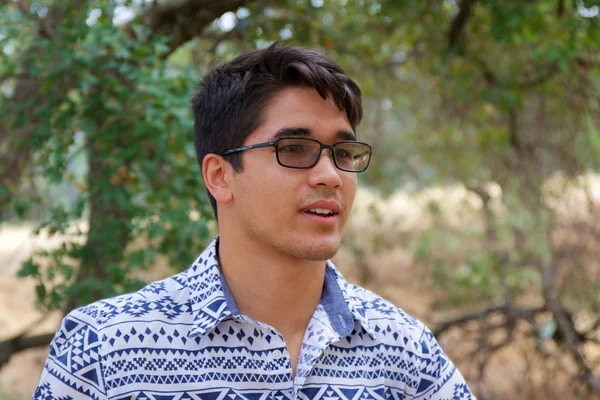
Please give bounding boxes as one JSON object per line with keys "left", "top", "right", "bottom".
{"left": 349, "top": 283, "right": 451, "bottom": 359}
{"left": 349, "top": 283, "right": 426, "bottom": 339}
{"left": 36, "top": 270, "right": 197, "bottom": 397}
{"left": 67, "top": 269, "right": 192, "bottom": 332}
{"left": 41, "top": 272, "right": 192, "bottom": 380}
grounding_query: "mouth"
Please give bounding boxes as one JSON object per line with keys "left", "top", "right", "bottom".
{"left": 301, "top": 208, "right": 339, "bottom": 226}
{"left": 302, "top": 208, "right": 339, "bottom": 217}
{"left": 300, "top": 201, "right": 341, "bottom": 225}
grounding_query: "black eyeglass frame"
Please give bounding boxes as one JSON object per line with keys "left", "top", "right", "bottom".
{"left": 220, "top": 137, "right": 372, "bottom": 173}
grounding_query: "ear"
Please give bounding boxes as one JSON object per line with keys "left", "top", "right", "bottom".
{"left": 202, "top": 154, "right": 234, "bottom": 205}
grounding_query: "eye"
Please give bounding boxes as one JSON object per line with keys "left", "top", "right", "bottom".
{"left": 279, "top": 144, "right": 306, "bottom": 153}
{"left": 334, "top": 148, "right": 352, "bottom": 159}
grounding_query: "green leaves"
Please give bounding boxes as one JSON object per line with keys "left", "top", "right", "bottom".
{"left": 18, "top": 260, "right": 40, "bottom": 279}
{"left": 3, "top": 0, "right": 212, "bottom": 311}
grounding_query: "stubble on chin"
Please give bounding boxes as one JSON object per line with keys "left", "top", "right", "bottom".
{"left": 244, "top": 222, "right": 341, "bottom": 261}
{"left": 275, "top": 238, "right": 341, "bottom": 261}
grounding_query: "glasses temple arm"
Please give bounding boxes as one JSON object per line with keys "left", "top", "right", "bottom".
{"left": 221, "top": 141, "right": 276, "bottom": 156}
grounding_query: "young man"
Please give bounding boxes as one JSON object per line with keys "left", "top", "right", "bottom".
{"left": 34, "top": 45, "right": 474, "bottom": 399}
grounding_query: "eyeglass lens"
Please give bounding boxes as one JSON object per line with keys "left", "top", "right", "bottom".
{"left": 276, "top": 138, "right": 370, "bottom": 171}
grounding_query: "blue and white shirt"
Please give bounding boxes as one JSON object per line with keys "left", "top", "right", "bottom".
{"left": 33, "top": 238, "right": 474, "bottom": 400}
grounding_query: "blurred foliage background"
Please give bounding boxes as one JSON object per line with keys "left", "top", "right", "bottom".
{"left": 1, "top": 0, "right": 600, "bottom": 398}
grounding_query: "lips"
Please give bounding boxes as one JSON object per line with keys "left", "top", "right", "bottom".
{"left": 300, "top": 200, "right": 341, "bottom": 217}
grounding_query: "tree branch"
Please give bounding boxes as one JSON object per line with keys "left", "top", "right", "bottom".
{"left": 141, "top": 0, "right": 254, "bottom": 57}
{"left": 473, "top": 57, "right": 498, "bottom": 86}
{"left": 435, "top": 301, "right": 600, "bottom": 395}
{"left": 0, "top": 332, "right": 55, "bottom": 369}
{"left": 576, "top": 57, "right": 600, "bottom": 69}
{"left": 510, "top": 62, "right": 559, "bottom": 89}
{"left": 433, "top": 304, "right": 547, "bottom": 337}
{"left": 550, "top": 301, "right": 600, "bottom": 394}
{"left": 557, "top": 0, "right": 565, "bottom": 17}
{"left": 447, "top": 0, "right": 477, "bottom": 53}
{"left": 474, "top": 57, "right": 560, "bottom": 90}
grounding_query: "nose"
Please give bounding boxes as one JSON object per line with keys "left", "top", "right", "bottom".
{"left": 307, "top": 148, "right": 343, "bottom": 189}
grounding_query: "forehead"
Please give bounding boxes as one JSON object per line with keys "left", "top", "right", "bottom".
{"left": 247, "top": 87, "right": 353, "bottom": 143}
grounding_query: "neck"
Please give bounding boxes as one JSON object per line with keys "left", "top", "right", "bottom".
{"left": 217, "top": 233, "right": 326, "bottom": 336}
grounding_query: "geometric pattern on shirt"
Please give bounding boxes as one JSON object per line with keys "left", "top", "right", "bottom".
{"left": 33, "top": 237, "right": 475, "bottom": 400}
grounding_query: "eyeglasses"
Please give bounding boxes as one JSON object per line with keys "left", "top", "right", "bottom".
{"left": 221, "top": 137, "right": 372, "bottom": 172}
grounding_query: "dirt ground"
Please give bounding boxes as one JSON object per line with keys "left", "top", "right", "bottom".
{"left": 0, "top": 224, "right": 63, "bottom": 398}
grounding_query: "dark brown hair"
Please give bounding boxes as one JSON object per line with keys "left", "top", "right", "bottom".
{"left": 191, "top": 43, "right": 363, "bottom": 219}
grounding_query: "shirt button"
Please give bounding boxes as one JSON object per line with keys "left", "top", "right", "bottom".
{"left": 272, "top": 350, "right": 283, "bottom": 359}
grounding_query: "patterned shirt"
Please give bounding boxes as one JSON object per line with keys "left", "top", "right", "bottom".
{"left": 33, "top": 238, "right": 474, "bottom": 400}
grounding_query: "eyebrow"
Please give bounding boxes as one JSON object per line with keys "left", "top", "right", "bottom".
{"left": 272, "top": 127, "right": 357, "bottom": 141}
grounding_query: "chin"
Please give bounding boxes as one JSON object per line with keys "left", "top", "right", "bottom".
{"left": 287, "top": 236, "right": 341, "bottom": 261}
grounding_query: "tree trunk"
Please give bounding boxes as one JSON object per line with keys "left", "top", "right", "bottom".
{"left": 63, "top": 134, "right": 133, "bottom": 313}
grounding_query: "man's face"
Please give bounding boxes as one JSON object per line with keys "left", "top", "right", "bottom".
{"left": 227, "top": 87, "right": 358, "bottom": 261}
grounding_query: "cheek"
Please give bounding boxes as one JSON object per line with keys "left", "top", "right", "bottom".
{"left": 344, "top": 176, "right": 358, "bottom": 203}
{"left": 244, "top": 171, "right": 295, "bottom": 214}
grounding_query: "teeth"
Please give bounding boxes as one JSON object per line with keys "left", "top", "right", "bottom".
{"left": 308, "top": 208, "right": 334, "bottom": 215}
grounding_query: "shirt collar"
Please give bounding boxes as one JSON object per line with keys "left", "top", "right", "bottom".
{"left": 325, "top": 260, "right": 377, "bottom": 339}
{"left": 186, "top": 237, "right": 376, "bottom": 339}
